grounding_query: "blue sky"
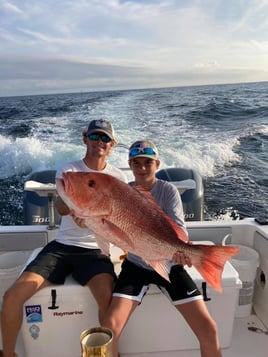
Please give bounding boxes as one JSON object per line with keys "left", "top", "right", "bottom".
{"left": 0, "top": 0, "right": 268, "bottom": 97}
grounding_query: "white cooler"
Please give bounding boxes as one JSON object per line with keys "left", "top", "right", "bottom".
{"left": 119, "top": 259, "right": 241, "bottom": 353}
{"left": 21, "top": 276, "right": 98, "bottom": 357}
{"left": 21, "top": 245, "right": 241, "bottom": 356}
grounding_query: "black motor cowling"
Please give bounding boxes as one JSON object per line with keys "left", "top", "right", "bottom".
{"left": 23, "top": 170, "right": 61, "bottom": 225}
{"left": 156, "top": 168, "right": 204, "bottom": 221}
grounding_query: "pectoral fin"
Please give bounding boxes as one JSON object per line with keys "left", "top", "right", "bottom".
{"left": 94, "top": 234, "right": 111, "bottom": 256}
{"left": 102, "top": 219, "right": 135, "bottom": 251}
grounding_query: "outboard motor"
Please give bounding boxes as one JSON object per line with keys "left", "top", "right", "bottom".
{"left": 23, "top": 170, "right": 61, "bottom": 226}
{"left": 156, "top": 168, "right": 204, "bottom": 221}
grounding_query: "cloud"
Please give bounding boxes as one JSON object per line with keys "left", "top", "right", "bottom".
{"left": 1, "top": 1, "right": 23, "bottom": 15}
{"left": 0, "top": 0, "right": 268, "bottom": 96}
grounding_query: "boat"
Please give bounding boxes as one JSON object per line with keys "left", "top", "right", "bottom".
{"left": 0, "top": 145, "right": 267, "bottom": 356}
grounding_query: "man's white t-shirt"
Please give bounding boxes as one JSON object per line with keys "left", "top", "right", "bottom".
{"left": 55, "top": 159, "right": 127, "bottom": 249}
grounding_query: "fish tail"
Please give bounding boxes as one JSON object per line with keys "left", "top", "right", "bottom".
{"left": 193, "top": 245, "right": 240, "bottom": 292}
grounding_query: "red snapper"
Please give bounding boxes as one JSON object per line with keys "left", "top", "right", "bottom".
{"left": 56, "top": 172, "right": 239, "bottom": 292}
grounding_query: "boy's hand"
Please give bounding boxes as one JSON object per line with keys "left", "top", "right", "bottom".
{"left": 172, "top": 251, "right": 192, "bottom": 267}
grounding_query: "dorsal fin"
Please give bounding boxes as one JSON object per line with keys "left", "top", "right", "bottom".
{"left": 133, "top": 185, "right": 189, "bottom": 243}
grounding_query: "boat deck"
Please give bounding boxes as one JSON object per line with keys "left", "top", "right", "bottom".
{"left": 8, "top": 312, "right": 267, "bottom": 356}
{"left": 121, "top": 314, "right": 268, "bottom": 357}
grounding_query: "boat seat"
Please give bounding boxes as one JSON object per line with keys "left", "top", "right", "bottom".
{"left": 0, "top": 232, "right": 48, "bottom": 251}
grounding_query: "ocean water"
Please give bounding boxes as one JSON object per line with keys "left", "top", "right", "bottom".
{"left": 0, "top": 82, "right": 268, "bottom": 225}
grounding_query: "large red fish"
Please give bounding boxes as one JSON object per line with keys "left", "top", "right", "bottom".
{"left": 56, "top": 172, "right": 239, "bottom": 292}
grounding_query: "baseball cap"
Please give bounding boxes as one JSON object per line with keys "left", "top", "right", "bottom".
{"left": 129, "top": 140, "right": 159, "bottom": 160}
{"left": 86, "top": 119, "right": 115, "bottom": 140}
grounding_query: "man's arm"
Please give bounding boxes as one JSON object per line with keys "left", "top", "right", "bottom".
{"left": 55, "top": 195, "right": 87, "bottom": 228}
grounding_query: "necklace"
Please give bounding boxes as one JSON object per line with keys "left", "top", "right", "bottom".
{"left": 83, "top": 157, "right": 106, "bottom": 171}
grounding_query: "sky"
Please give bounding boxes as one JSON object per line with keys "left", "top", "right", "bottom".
{"left": 0, "top": 0, "right": 268, "bottom": 97}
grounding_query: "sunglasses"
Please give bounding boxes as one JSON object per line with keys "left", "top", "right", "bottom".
{"left": 129, "top": 147, "right": 156, "bottom": 158}
{"left": 87, "top": 133, "right": 112, "bottom": 143}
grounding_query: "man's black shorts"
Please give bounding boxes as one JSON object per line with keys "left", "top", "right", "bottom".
{"left": 24, "top": 240, "right": 116, "bottom": 285}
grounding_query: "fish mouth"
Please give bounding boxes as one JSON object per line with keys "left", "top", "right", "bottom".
{"left": 56, "top": 177, "right": 66, "bottom": 193}
{"left": 56, "top": 175, "right": 85, "bottom": 217}
{"left": 62, "top": 172, "right": 71, "bottom": 193}
{"left": 55, "top": 176, "right": 69, "bottom": 200}
{"left": 60, "top": 178, "right": 66, "bottom": 190}
{"left": 60, "top": 173, "right": 78, "bottom": 200}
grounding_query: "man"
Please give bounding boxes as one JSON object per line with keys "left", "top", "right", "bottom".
{"left": 102, "top": 140, "right": 222, "bottom": 357}
{"left": 1, "top": 119, "right": 127, "bottom": 357}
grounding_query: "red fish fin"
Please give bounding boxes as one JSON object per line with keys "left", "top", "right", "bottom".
{"left": 133, "top": 185, "right": 189, "bottom": 243}
{"left": 146, "top": 259, "right": 171, "bottom": 282}
{"left": 95, "top": 234, "right": 110, "bottom": 256}
{"left": 193, "top": 245, "right": 240, "bottom": 292}
{"left": 102, "top": 219, "right": 135, "bottom": 251}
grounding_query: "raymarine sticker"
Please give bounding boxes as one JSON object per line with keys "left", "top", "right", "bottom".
{"left": 25, "top": 304, "right": 43, "bottom": 323}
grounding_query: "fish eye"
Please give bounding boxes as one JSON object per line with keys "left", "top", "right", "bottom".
{"left": 88, "top": 179, "right": 96, "bottom": 188}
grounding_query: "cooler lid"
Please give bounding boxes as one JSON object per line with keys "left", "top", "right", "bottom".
{"left": 29, "top": 276, "right": 90, "bottom": 298}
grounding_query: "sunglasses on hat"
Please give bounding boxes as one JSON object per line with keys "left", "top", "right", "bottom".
{"left": 129, "top": 147, "right": 156, "bottom": 158}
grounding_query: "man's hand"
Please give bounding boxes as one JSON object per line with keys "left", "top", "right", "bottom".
{"left": 172, "top": 251, "right": 192, "bottom": 267}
